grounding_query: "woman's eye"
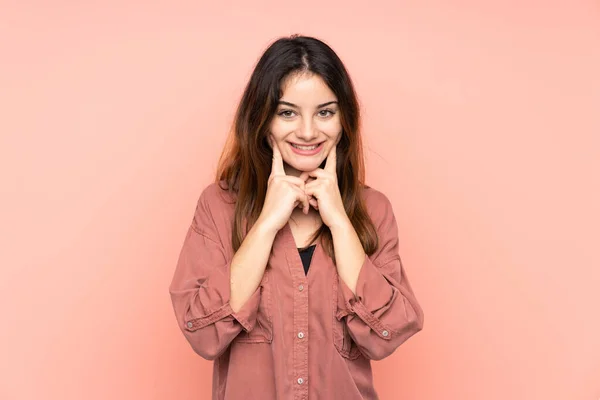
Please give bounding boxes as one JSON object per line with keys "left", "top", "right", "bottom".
{"left": 278, "top": 110, "right": 295, "bottom": 118}
{"left": 278, "top": 109, "right": 335, "bottom": 118}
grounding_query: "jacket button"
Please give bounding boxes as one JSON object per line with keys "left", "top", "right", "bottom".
{"left": 297, "top": 332, "right": 304, "bottom": 339}
{"left": 298, "top": 284, "right": 304, "bottom": 291}
{"left": 297, "top": 378, "right": 304, "bottom": 384}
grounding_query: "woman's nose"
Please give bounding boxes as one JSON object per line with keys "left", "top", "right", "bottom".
{"left": 297, "top": 120, "right": 318, "bottom": 141}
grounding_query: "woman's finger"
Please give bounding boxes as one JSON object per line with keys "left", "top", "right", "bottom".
{"left": 278, "top": 175, "right": 308, "bottom": 189}
{"left": 298, "top": 171, "right": 311, "bottom": 182}
{"left": 290, "top": 184, "right": 310, "bottom": 214}
{"left": 270, "top": 135, "right": 286, "bottom": 177}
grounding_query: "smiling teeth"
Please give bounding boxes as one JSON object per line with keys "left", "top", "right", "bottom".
{"left": 292, "top": 144, "right": 319, "bottom": 150}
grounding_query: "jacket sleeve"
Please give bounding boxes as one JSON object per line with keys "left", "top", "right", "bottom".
{"left": 168, "top": 190, "right": 261, "bottom": 360}
{"left": 336, "top": 194, "right": 424, "bottom": 361}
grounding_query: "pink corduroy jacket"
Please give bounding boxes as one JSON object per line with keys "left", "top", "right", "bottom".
{"left": 169, "top": 181, "right": 424, "bottom": 400}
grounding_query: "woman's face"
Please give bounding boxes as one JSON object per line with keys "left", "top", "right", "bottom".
{"left": 269, "top": 72, "right": 342, "bottom": 177}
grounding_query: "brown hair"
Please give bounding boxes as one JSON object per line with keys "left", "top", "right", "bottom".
{"left": 215, "top": 34, "right": 378, "bottom": 263}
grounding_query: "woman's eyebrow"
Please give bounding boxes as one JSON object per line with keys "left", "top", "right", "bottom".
{"left": 278, "top": 100, "right": 338, "bottom": 108}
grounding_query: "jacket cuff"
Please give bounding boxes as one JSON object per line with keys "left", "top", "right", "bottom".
{"left": 230, "top": 286, "right": 261, "bottom": 332}
{"left": 184, "top": 259, "right": 262, "bottom": 333}
{"left": 336, "top": 255, "right": 396, "bottom": 338}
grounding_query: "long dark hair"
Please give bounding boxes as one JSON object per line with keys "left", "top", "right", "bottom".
{"left": 215, "top": 34, "right": 378, "bottom": 263}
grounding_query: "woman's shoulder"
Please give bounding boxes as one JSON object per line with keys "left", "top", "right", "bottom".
{"left": 361, "top": 184, "right": 392, "bottom": 208}
{"left": 195, "top": 180, "right": 237, "bottom": 218}
{"left": 199, "top": 180, "right": 237, "bottom": 204}
{"left": 360, "top": 184, "right": 396, "bottom": 223}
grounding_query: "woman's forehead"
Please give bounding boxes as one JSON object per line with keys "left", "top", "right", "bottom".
{"left": 279, "top": 73, "right": 337, "bottom": 107}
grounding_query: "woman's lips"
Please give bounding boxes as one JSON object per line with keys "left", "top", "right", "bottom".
{"left": 289, "top": 142, "right": 324, "bottom": 156}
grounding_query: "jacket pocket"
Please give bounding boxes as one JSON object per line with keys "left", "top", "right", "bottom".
{"left": 332, "top": 272, "right": 362, "bottom": 360}
{"left": 234, "top": 269, "right": 273, "bottom": 343}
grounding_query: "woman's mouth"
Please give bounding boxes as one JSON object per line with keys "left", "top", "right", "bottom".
{"left": 289, "top": 142, "right": 324, "bottom": 156}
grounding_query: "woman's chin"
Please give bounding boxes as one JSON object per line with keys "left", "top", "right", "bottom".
{"left": 291, "top": 161, "right": 321, "bottom": 172}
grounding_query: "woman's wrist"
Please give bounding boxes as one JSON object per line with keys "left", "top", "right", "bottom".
{"left": 252, "top": 217, "right": 280, "bottom": 241}
{"left": 328, "top": 216, "right": 353, "bottom": 236}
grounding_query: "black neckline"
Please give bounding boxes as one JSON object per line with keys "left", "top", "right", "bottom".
{"left": 298, "top": 244, "right": 317, "bottom": 252}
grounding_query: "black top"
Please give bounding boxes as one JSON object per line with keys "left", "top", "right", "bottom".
{"left": 298, "top": 244, "right": 317, "bottom": 275}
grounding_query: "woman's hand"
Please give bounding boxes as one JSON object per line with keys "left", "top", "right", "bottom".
{"left": 256, "top": 135, "right": 312, "bottom": 233}
{"left": 304, "top": 143, "right": 350, "bottom": 230}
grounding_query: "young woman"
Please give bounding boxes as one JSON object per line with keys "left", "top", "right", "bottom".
{"left": 169, "top": 35, "right": 424, "bottom": 400}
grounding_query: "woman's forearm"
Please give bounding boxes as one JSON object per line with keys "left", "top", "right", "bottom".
{"left": 229, "top": 220, "right": 278, "bottom": 313}
{"left": 331, "top": 218, "right": 366, "bottom": 296}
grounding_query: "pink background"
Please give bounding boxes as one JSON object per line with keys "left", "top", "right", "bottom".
{"left": 1, "top": 1, "right": 599, "bottom": 399}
